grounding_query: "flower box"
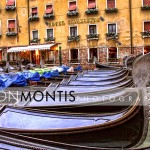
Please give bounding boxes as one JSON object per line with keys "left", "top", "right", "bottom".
{"left": 67, "top": 35, "right": 80, "bottom": 43}
{"left": 106, "top": 32, "right": 119, "bottom": 40}
{"left": 45, "top": 37, "right": 55, "bottom": 42}
{"left": 43, "top": 14, "right": 55, "bottom": 19}
{"left": 85, "top": 8, "right": 98, "bottom": 14}
{"left": 105, "top": 8, "right": 118, "bottom": 13}
{"left": 67, "top": 10, "right": 79, "bottom": 16}
{"left": 29, "top": 15, "right": 39, "bottom": 21}
{"left": 87, "top": 34, "right": 99, "bottom": 40}
{"left": 5, "top": 5, "right": 16, "bottom": 10}
{"left": 6, "top": 32, "right": 17, "bottom": 36}
{"left": 30, "top": 38, "right": 40, "bottom": 43}
{"left": 141, "top": 5, "right": 150, "bottom": 10}
{"left": 141, "top": 31, "right": 150, "bottom": 38}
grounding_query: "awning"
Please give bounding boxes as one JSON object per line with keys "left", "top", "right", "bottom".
{"left": 7, "top": 44, "right": 56, "bottom": 53}
{"left": 88, "top": 0, "right": 96, "bottom": 9}
{"left": 7, "top": 47, "right": 28, "bottom": 53}
{"left": 7, "top": 0, "right": 15, "bottom": 6}
{"left": 45, "top": 5, "right": 53, "bottom": 14}
{"left": 27, "top": 44, "right": 55, "bottom": 51}
{"left": 8, "top": 20, "right": 15, "bottom": 29}
{"left": 69, "top": 2, "right": 76, "bottom": 11}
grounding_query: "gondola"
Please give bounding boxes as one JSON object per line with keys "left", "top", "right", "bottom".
{"left": 0, "top": 90, "right": 146, "bottom": 148}
{"left": 75, "top": 70, "right": 129, "bottom": 82}
{"left": 95, "top": 62, "right": 120, "bottom": 69}
{"left": 0, "top": 122, "right": 149, "bottom": 150}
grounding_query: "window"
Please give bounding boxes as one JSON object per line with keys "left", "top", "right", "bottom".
{"left": 69, "top": 1, "right": 77, "bottom": 11}
{"left": 32, "top": 30, "right": 38, "bottom": 39}
{"left": 70, "top": 49, "right": 78, "bottom": 60}
{"left": 88, "top": 0, "right": 96, "bottom": 9}
{"left": 143, "top": 0, "right": 150, "bottom": 5}
{"left": 89, "top": 48, "right": 98, "bottom": 60}
{"left": 47, "top": 29, "right": 53, "bottom": 38}
{"left": 31, "top": 7, "right": 38, "bottom": 16}
{"left": 89, "top": 25, "right": 97, "bottom": 34}
{"left": 45, "top": 5, "right": 53, "bottom": 14}
{"left": 108, "top": 23, "right": 116, "bottom": 33}
{"left": 6, "top": 0, "right": 15, "bottom": 6}
{"left": 70, "top": 26, "right": 77, "bottom": 36}
{"left": 108, "top": 47, "right": 117, "bottom": 59}
{"left": 7, "top": 20, "right": 16, "bottom": 32}
{"left": 107, "top": 0, "right": 115, "bottom": 8}
{"left": 144, "top": 46, "right": 150, "bottom": 54}
{"left": 144, "top": 22, "right": 150, "bottom": 31}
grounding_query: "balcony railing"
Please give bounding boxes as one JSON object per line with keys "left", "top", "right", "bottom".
{"left": 87, "top": 34, "right": 99, "bottom": 40}
{"left": 29, "top": 15, "right": 39, "bottom": 21}
{"left": 5, "top": 5, "right": 16, "bottom": 10}
{"left": 44, "top": 37, "right": 55, "bottom": 42}
{"left": 43, "top": 13, "right": 55, "bottom": 19}
{"left": 67, "top": 35, "right": 80, "bottom": 43}
{"left": 106, "top": 32, "right": 119, "bottom": 40}
{"left": 141, "top": 5, "right": 150, "bottom": 10}
{"left": 67, "top": 10, "right": 79, "bottom": 16}
{"left": 30, "top": 38, "right": 40, "bottom": 44}
{"left": 85, "top": 8, "right": 98, "bottom": 14}
{"left": 69, "top": 59, "right": 80, "bottom": 64}
{"left": 141, "top": 31, "right": 150, "bottom": 38}
{"left": 6, "top": 31, "right": 17, "bottom": 36}
{"left": 105, "top": 8, "right": 118, "bottom": 13}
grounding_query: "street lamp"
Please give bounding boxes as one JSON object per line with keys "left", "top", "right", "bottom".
{"left": 58, "top": 43, "right": 62, "bottom": 66}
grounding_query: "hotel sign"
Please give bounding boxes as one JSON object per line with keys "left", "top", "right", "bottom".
{"left": 47, "top": 17, "right": 100, "bottom": 27}
{"left": 68, "top": 17, "right": 100, "bottom": 25}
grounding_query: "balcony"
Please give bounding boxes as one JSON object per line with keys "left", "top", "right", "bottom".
{"left": 105, "top": 8, "right": 118, "bottom": 13}
{"left": 30, "top": 38, "right": 40, "bottom": 44}
{"left": 67, "top": 10, "right": 79, "bottom": 16}
{"left": 29, "top": 15, "right": 39, "bottom": 21}
{"left": 106, "top": 32, "right": 119, "bottom": 40}
{"left": 43, "top": 13, "right": 55, "bottom": 19}
{"left": 141, "top": 5, "right": 150, "bottom": 10}
{"left": 6, "top": 31, "right": 17, "bottom": 36}
{"left": 44, "top": 37, "right": 55, "bottom": 42}
{"left": 69, "top": 59, "right": 80, "bottom": 64}
{"left": 5, "top": 5, "right": 16, "bottom": 11}
{"left": 141, "top": 31, "right": 150, "bottom": 38}
{"left": 87, "top": 34, "right": 99, "bottom": 41}
{"left": 67, "top": 35, "right": 80, "bottom": 43}
{"left": 85, "top": 8, "right": 98, "bottom": 15}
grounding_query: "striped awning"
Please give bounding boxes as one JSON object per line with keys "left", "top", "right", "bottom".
{"left": 7, "top": 44, "right": 56, "bottom": 53}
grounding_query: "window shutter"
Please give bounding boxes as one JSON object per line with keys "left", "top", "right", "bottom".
{"left": 45, "top": 5, "right": 53, "bottom": 14}
{"left": 88, "top": 0, "right": 96, "bottom": 9}
{"left": 144, "top": 22, "right": 150, "bottom": 31}
{"left": 69, "top": 2, "right": 76, "bottom": 11}
{"left": 8, "top": 20, "right": 15, "bottom": 29}
{"left": 107, "top": 0, "right": 115, "bottom": 8}
{"left": 143, "top": 0, "right": 150, "bottom": 5}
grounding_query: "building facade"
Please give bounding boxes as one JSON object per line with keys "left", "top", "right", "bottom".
{"left": 0, "top": 0, "right": 150, "bottom": 69}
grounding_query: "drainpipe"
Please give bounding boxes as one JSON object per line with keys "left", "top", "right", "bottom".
{"left": 129, "top": 0, "right": 133, "bottom": 54}
{"left": 27, "top": 0, "right": 30, "bottom": 45}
